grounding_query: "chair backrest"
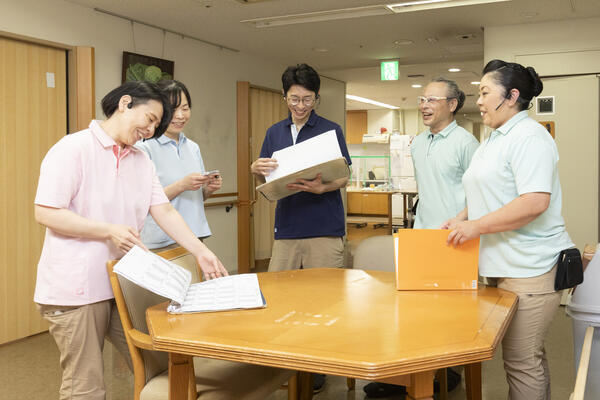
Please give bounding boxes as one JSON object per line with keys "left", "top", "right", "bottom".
{"left": 352, "top": 235, "right": 395, "bottom": 271}
{"left": 108, "top": 246, "right": 200, "bottom": 385}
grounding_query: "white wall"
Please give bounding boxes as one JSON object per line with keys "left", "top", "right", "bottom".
{"left": 484, "top": 17, "right": 600, "bottom": 73}
{"left": 0, "top": 0, "right": 350, "bottom": 271}
{"left": 484, "top": 17, "right": 600, "bottom": 250}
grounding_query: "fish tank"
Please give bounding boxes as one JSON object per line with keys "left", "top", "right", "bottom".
{"left": 349, "top": 155, "right": 391, "bottom": 189}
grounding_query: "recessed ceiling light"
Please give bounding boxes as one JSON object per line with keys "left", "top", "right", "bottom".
{"left": 470, "top": 81, "right": 480, "bottom": 85}
{"left": 394, "top": 39, "right": 414, "bottom": 45}
{"left": 448, "top": 67, "right": 461, "bottom": 72}
{"left": 411, "top": 84, "right": 422, "bottom": 88}
{"left": 312, "top": 47, "right": 329, "bottom": 53}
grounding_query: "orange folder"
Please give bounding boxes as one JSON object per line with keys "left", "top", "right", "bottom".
{"left": 394, "top": 229, "right": 479, "bottom": 291}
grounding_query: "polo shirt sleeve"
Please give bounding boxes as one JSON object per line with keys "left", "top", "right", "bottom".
{"left": 135, "top": 140, "right": 151, "bottom": 159}
{"left": 509, "top": 135, "right": 555, "bottom": 195}
{"left": 335, "top": 126, "right": 352, "bottom": 165}
{"left": 150, "top": 162, "right": 169, "bottom": 206}
{"left": 192, "top": 142, "right": 206, "bottom": 172}
{"left": 460, "top": 135, "right": 480, "bottom": 172}
{"left": 259, "top": 128, "right": 273, "bottom": 158}
{"left": 35, "top": 138, "right": 82, "bottom": 209}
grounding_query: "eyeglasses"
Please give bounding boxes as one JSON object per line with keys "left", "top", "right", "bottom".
{"left": 285, "top": 96, "right": 316, "bottom": 107}
{"left": 417, "top": 96, "right": 455, "bottom": 105}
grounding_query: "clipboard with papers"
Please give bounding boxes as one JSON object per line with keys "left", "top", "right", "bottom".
{"left": 394, "top": 229, "right": 479, "bottom": 291}
{"left": 256, "top": 130, "right": 350, "bottom": 202}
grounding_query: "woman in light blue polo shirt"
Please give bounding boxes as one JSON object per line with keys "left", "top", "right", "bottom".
{"left": 137, "top": 81, "right": 222, "bottom": 249}
{"left": 443, "top": 60, "right": 573, "bottom": 400}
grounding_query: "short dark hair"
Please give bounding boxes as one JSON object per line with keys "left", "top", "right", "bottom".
{"left": 431, "top": 77, "right": 465, "bottom": 115}
{"left": 101, "top": 81, "right": 172, "bottom": 138}
{"left": 482, "top": 59, "right": 543, "bottom": 111}
{"left": 157, "top": 80, "right": 192, "bottom": 110}
{"left": 281, "top": 63, "right": 320, "bottom": 96}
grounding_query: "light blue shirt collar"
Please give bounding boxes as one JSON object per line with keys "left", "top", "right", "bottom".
{"left": 427, "top": 119, "right": 458, "bottom": 139}
{"left": 157, "top": 132, "right": 187, "bottom": 145}
{"left": 494, "top": 110, "right": 528, "bottom": 137}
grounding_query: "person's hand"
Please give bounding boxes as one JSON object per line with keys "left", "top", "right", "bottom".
{"left": 286, "top": 173, "right": 326, "bottom": 194}
{"left": 204, "top": 174, "right": 222, "bottom": 195}
{"left": 195, "top": 247, "right": 229, "bottom": 280}
{"left": 107, "top": 224, "right": 149, "bottom": 253}
{"left": 446, "top": 220, "right": 481, "bottom": 247}
{"left": 441, "top": 217, "right": 461, "bottom": 230}
{"left": 251, "top": 158, "right": 278, "bottom": 176}
{"left": 179, "top": 173, "right": 211, "bottom": 192}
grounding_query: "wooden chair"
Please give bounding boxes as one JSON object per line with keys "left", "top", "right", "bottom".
{"left": 570, "top": 326, "right": 596, "bottom": 400}
{"left": 350, "top": 235, "right": 449, "bottom": 399}
{"left": 107, "top": 246, "right": 298, "bottom": 400}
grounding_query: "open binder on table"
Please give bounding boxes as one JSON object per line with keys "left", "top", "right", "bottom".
{"left": 113, "top": 246, "right": 266, "bottom": 313}
{"left": 256, "top": 130, "right": 350, "bottom": 202}
{"left": 394, "top": 229, "right": 479, "bottom": 291}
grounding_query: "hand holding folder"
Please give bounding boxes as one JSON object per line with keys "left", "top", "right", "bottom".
{"left": 394, "top": 229, "right": 479, "bottom": 291}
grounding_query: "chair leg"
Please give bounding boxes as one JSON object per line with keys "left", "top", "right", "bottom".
{"left": 288, "top": 372, "right": 299, "bottom": 400}
{"left": 436, "top": 369, "right": 448, "bottom": 400}
{"left": 346, "top": 377, "right": 356, "bottom": 390}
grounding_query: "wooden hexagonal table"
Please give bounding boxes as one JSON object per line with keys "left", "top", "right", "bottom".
{"left": 146, "top": 268, "right": 517, "bottom": 400}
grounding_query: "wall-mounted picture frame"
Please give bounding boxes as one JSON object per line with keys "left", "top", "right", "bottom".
{"left": 122, "top": 51, "right": 174, "bottom": 83}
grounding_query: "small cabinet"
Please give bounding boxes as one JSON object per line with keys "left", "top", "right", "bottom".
{"left": 347, "top": 191, "right": 390, "bottom": 216}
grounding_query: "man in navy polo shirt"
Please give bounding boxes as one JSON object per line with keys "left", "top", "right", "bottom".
{"left": 251, "top": 63, "right": 351, "bottom": 274}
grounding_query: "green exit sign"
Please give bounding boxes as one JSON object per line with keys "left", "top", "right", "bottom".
{"left": 381, "top": 61, "right": 399, "bottom": 81}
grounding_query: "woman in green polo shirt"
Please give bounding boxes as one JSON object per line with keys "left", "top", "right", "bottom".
{"left": 443, "top": 59, "right": 573, "bottom": 400}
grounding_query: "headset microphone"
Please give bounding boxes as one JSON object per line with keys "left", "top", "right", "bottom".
{"left": 495, "top": 91, "right": 512, "bottom": 111}
{"left": 494, "top": 98, "right": 505, "bottom": 111}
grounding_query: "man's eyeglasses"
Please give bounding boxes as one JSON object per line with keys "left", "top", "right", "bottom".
{"left": 417, "top": 96, "right": 455, "bottom": 105}
{"left": 285, "top": 96, "right": 316, "bottom": 107}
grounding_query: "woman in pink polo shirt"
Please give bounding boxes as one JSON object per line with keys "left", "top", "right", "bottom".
{"left": 33, "top": 81, "right": 228, "bottom": 400}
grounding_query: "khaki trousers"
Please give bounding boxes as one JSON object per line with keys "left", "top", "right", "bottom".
{"left": 269, "top": 237, "right": 344, "bottom": 271}
{"left": 38, "top": 300, "right": 132, "bottom": 400}
{"left": 487, "top": 266, "right": 561, "bottom": 400}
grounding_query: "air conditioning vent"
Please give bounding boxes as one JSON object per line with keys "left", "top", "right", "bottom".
{"left": 536, "top": 96, "right": 555, "bottom": 115}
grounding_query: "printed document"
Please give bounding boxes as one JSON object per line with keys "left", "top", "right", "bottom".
{"left": 265, "top": 130, "right": 342, "bottom": 183}
{"left": 114, "top": 246, "right": 266, "bottom": 313}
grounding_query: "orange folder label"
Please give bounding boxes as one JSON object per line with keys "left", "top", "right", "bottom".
{"left": 394, "top": 229, "right": 479, "bottom": 291}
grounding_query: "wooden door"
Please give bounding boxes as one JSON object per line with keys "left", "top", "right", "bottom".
{"left": 237, "top": 82, "right": 288, "bottom": 272}
{"left": 0, "top": 37, "right": 67, "bottom": 344}
{"left": 346, "top": 110, "right": 367, "bottom": 144}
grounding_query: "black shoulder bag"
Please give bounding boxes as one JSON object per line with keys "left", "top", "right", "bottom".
{"left": 554, "top": 248, "right": 584, "bottom": 291}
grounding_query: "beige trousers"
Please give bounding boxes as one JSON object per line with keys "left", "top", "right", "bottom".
{"left": 269, "top": 237, "right": 344, "bottom": 271}
{"left": 487, "top": 266, "right": 561, "bottom": 400}
{"left": 38, "top": 300, "right": 132, "bottom": 400}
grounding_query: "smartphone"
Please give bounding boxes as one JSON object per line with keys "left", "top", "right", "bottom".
{"left": 205, "top": 170, "right": 220, "bottom": 178}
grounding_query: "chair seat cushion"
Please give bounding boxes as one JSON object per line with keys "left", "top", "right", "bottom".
{"left": 140, "top": 356, "right": 294, "bottom": 400}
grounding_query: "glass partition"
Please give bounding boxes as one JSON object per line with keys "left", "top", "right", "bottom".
{"left": 349, "top": 155, "right": 391, "bottom": 190}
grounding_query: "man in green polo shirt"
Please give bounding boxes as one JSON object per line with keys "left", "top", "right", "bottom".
{"left": 363, "top": 77, "right": 479, "bottom": 398}
{"left": 411, "top": 77, "right": 480, "bottom": 229}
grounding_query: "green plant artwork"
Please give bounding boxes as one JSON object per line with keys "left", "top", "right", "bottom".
{"left": 125, "top": 63, "right": 173, "bottom": 83}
